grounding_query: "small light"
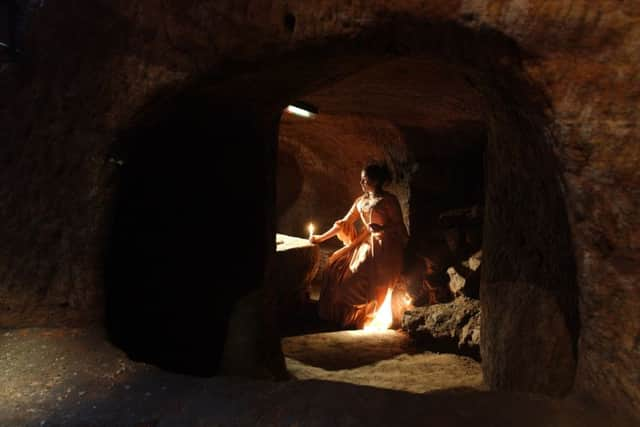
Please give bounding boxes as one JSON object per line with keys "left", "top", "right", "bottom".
{"left": 287, "top": 105, "right": 311, "bottom": 117}
{"left": 285, "top": 101, "right": 318, "bottom": 118}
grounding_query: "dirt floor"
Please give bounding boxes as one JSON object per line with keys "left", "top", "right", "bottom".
{"left": 0, "top": 327, "right": 637, "bottom": 427}
{"left": 283, "top": 330, "right": 484, "bottom": 393}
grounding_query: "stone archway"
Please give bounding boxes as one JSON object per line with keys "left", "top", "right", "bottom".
{"left": 101, "top": 18, "right": 578, "bottom": 396}
{"left": 1, "top": 0, "right": 638, "bottom": 422}
{"left": 270, "top": 40, "right": 577, "bottom": 395}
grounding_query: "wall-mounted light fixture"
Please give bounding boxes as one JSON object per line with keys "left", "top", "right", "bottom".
{"left": 285, "top": 101, "right": 318, "bottom": 118}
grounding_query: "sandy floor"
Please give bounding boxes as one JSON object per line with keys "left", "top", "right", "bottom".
{"left": 283, "top": 330, "right": 484, "bottom": 393}
{"left": 0, "top": 327, "right": 636, "bottom": 427}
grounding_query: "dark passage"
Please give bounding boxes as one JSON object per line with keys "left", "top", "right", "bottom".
{"left": 104, "top": 97, "right": 272, "bottom": 375}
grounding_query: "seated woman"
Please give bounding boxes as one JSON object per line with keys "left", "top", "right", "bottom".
{"left": 309, "top": 162, "right": 409, "bottom": 329}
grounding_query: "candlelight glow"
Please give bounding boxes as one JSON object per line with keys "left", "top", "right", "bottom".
{"left": 403, "top": 292, "right": 412, "bottom": 306}
{"left": 307, "top": 223, "right": 315, "bottom": 239}
{"left": 363, "top": 288, "right": 393, "bottom": 332}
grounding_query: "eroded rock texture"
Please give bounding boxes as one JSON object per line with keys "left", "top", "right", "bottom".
{"left": 0, "top": 0, "right": 638, "bottom": 418}
{"left": 402, "top": 296, "right": 481, "bottom": 360}
{"left": 482, "top": 281, "right": 576, "bottom": 395}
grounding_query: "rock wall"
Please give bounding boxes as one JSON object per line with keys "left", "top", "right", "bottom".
{"left": 0, "top": 0, "right": 638, "bottom": 417}
{"left": 479, "top": 70, "right": 579, "bottom": 396}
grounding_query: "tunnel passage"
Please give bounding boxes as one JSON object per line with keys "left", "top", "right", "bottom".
{"left": 100, "top": 19, "right": 578, "bottom": 392}
{"left": 275, "top": 59, "right": 487, "bottom": 338}
{"left": 271, "top": 40, "right": 577, "bottom": 395}
{"left": 104, "top": 96, "right": 277, "bottom": 376}
{"left": 0, "top": 0, "right": 635, "bottom": 419}
{"left": 403, "top": 124, "right": 486, "bottom": 305}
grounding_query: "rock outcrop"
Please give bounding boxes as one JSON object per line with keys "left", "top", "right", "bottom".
{"left": 403, "top": 297, "right": 481, "bottom": 360}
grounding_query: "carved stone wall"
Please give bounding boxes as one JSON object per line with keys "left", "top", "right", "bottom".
{"left": 0, "top": 1, "right": 637, "bottom": 417}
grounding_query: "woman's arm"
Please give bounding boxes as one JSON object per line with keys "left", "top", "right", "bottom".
{"left": 309, "top": 197, "right": 361, "bottom": 244}
{"left": 309, "top": 223, "right": 341, "bottom": 244}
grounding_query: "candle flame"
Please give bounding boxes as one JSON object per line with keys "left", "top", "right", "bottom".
{"left": 307, "top": 223, "right": 315, "bottom": 237}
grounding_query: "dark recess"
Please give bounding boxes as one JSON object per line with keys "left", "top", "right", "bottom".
{"left": 104, "top": 96, "right": 269, "bottom": 376}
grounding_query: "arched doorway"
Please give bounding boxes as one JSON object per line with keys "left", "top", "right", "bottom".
{"left": 104, "top": 18, "right": 578, "bottom": 397}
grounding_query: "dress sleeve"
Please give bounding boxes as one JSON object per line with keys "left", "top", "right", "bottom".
{"left": 337, "top": 196, "right": 362, "bottom": 225}
{"left": 334, "top": 196, "right": 362, "bottom": 245}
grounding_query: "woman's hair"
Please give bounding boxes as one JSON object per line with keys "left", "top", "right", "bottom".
{"left": 363, "top": 162, "right": 392, "bottom": 187}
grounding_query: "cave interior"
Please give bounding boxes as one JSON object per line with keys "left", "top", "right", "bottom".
{"left": 1, "top": 3, "right": 639, "bottom": 425}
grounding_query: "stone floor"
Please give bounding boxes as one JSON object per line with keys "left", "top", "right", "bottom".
{"left": 0, "top": 327, "right": 636, "bottom": 427}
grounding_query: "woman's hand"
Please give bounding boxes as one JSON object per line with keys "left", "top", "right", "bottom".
{"left": 309, "top": 234, "right": 321, "bottom": 244}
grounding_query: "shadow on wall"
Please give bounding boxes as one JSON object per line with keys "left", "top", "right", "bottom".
{"left": 0, "top": 1, "right": 19, "bottom": 57}
{"left": 403, "top": 124, "right": 486, "bottom": 251}
{"left": 276, "top": 148, "right": 304, "bottom": 225}
{"left": 103, "top": 96, "right": 274, "bottom": 376}
{"left": 400, "top": 124, "right": 486, "bottom": 304}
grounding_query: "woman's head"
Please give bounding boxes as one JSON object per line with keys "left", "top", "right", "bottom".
{"left": 361, "top": 162, "right": 391, "bottom": 193}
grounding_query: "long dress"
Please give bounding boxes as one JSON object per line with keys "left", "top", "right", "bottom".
{"left": 318, "top": 191, "right": 408, "bottom": 329}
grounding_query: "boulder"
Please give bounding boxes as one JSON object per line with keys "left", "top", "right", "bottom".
{"left": 402, "top": 296, "right": 480, "bottom": 360}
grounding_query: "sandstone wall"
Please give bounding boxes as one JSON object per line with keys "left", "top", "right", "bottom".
{"left": 0, "top": 0, "right": 637, "bottom": 416}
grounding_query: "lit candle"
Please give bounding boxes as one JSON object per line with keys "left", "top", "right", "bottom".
{"left": 307, "top": 223, "right": 315, "bottom": 240}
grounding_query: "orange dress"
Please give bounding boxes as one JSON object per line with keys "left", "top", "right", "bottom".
{"left": 318, "top": 191, "right": 408, "bottom": 329}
